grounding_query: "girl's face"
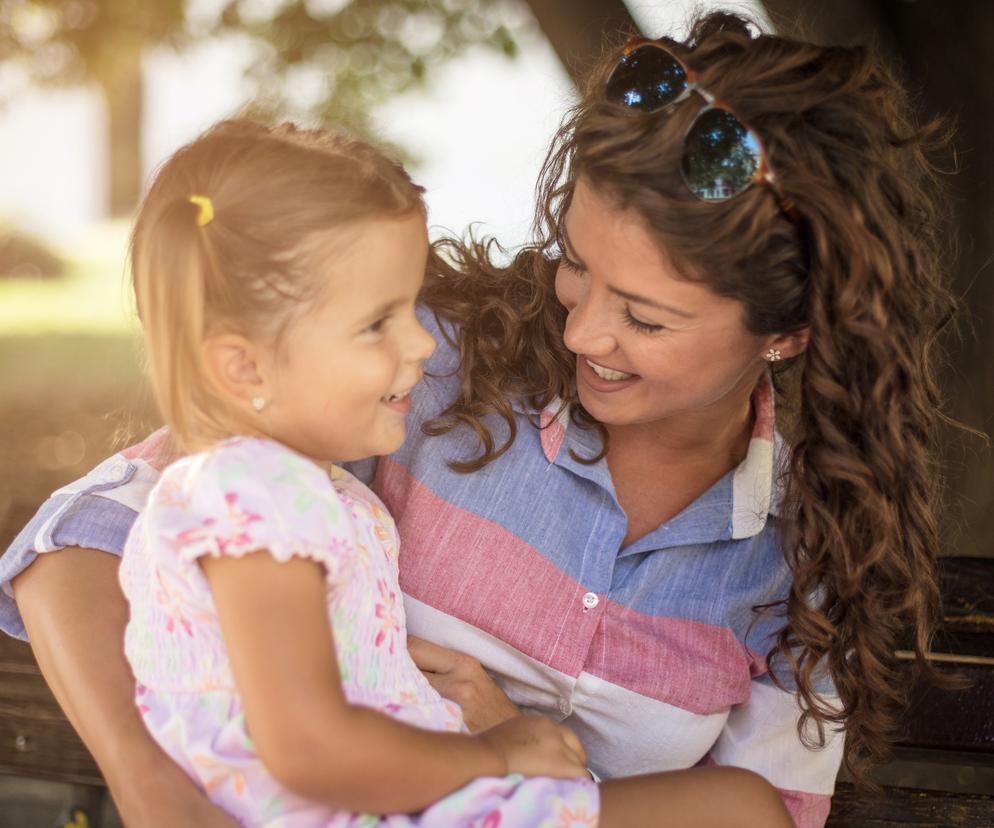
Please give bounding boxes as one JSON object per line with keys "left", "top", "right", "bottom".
{"left": 554, "top": 179, "right": 772, "bottom": 436}
{"left": 264, "top": 213, "right": 435, "bottom": 463}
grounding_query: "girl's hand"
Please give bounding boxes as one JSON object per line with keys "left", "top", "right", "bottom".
{"left": 407, "top": 636, "right": 520, "bottom": 732}
{"left": 479, "top": 715, "right": 588, "bottom": 780}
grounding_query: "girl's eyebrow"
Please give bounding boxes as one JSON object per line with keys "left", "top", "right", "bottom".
{"left": 360, "top": 296, "right": 406, "bottom": 323}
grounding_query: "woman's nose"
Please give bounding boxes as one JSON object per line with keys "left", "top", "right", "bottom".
{"left": 562, "top": 288, "right": 616, "bottom": 356}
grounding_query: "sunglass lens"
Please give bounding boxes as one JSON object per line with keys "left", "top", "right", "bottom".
{"left": 606, "top": 44, "right": 688, "bottom": 112}
{"left": 682, "top": 108, "right": 762, "bottom": 201}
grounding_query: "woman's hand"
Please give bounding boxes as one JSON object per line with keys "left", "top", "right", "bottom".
{"left": 478, "top": 715, "right": 588, "bottom": 780}
{"left": 407, "top": 636, "right": 520, "bottom": 732}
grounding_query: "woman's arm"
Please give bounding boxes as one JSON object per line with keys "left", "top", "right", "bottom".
{"left": 407, "top": 636, "right": 521, "bottom": 732}
{"left": 12, "top": 547, "right": 239, "bottom": 828}
{"left": 203, "top": 551, "right": 586, "bottom": 814}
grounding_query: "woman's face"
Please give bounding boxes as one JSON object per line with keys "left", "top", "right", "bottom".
{"left": 554, "top": 178, "right": 772, "bottom": 434}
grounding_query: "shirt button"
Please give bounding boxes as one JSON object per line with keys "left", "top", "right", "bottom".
{"left": 581, "top": 592, "right": 599, "bottom": 610}
{"left": 559, "top": 699, "right": 573, "bottom": 716}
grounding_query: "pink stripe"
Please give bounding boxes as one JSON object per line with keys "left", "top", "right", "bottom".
{"left": 697, "top": 757, "right": 831, "bottom": 828}
{"left": 378, "top": 459, "right": 763, "bottom": 711}
{"left": 585, "top": 601, "right": 763, "bottom": 713}
{"left": 538, "top": 409, "right": 566, "bottom": 463}
{"left": 377, "top": 458, "right": 599, "bottom": 676}
{"left": 780, "top": 788, "right": 832, "bottom": 828}
{"left": 751, "top": 373, "right": 775, "bottom": 441}
{"left": 121, "top": 427, "right": 179, "bottom": 472}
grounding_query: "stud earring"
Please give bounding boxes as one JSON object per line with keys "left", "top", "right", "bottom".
{"left": 765, "top": 348, "right": 782, "bottom": 362}
{"left": 251, "top": 396, "right": 267, "bottom": 412}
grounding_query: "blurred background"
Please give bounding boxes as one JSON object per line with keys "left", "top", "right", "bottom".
{"left": 0, "top": 0, "right": 991, "bottom": 566}
{"left": 0, "top": 2, "right": 992, "bottom": 824}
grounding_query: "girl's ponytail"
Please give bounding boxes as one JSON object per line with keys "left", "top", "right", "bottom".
{"left": 132, "top": 198, "right": 217, "bottom": 447}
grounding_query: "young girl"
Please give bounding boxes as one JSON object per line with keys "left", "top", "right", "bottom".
{"left": 120, "top": 119, "right": 792, "bottom": 827}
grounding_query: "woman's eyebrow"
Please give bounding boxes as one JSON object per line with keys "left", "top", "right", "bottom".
{"left": 563, "top": 227, "right": 696, "bottom": 319}
{"left": 560, "top": 234, "right": 588, "bottom": 268}
{"left": 607, "top": 286, "right": 698, "bottom": 320}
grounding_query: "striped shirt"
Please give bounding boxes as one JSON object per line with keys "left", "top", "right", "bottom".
{"left": 1, "top": 308, "right": 842, "bottom": 826}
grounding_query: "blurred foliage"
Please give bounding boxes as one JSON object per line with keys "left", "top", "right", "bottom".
{"left": 0, "top": 224, "right": 65, "bottom": 279}
{"left": 0, "top": 1, "right": 184, "bottom": 88}
{"left": 0, "top": 0, "right": 531, "bottom": 132}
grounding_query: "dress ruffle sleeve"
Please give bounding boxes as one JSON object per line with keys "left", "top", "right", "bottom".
{"left": 147, "top": 437, "right": 356, "bottom": 588}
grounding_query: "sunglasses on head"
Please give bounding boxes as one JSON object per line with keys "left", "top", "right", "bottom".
{"left": 605, "top": 37, "right": 797, "bottom": 221}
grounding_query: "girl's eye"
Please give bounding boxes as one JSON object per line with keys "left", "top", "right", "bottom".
{"left": 364, "top": 316, "right": 389, "bottom": 335}
{"left": 622, "top": 306, "right": 664, "bottom": 334}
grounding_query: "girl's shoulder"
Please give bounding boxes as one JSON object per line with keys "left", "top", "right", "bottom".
{"left": 146, "top": 437, "right": 363, "bottom": 578}
{"left": 160, "top": 435, "right": 328, "bottom": 492}
{"left": 152, "top": 436, "right": 345, "bottom": 531}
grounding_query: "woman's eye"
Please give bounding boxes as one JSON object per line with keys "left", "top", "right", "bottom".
{"left": 622, "top": 306, "right": 664, "bottom": 334}
{"left": 560, "top": 256, "right": 584, "bottom": 274}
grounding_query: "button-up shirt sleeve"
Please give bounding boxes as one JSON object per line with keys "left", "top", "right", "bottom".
{"left": 703, "top": 672, "right": 844, "bottom": 828}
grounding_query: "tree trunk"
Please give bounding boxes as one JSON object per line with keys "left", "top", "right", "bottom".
{"left": 100, "top": 43, "right": 144, "bottom": 217}
{"left": 763, "top": 0, "right": 994, "bottom": 558}
{"left": 521, "top": 0, "right": 636, "bottom": 82}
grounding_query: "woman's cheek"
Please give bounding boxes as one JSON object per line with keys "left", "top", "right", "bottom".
{"left": 554, "top": 268, "right": 576, "bottom": 311}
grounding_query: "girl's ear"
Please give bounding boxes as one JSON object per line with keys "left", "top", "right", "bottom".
{"left": 202, "top": 333, "right": 268, "bottom": 405}
{"left": 763, "top": 326, "right": 810, "bottom": 361}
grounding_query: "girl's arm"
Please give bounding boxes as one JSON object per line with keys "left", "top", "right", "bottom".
{"left": 202, "top": 550, "right": 586, "bottom": 814}
{"left": 13, "top": 547, "right": 239, "bottom": 828}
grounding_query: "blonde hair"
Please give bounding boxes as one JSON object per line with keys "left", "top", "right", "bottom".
{"left": 131, "top": 119, "right": 425, "bottom": 452}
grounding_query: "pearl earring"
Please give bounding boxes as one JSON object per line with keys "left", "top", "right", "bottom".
{"left": 251, "top": 396, "right": 267, "bottom": 412}
{"left": 765, "top": 348, "right": 782, "bottom": 362}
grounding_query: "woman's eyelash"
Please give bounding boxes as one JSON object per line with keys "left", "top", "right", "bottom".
{"left": 560, "top": 256, "right": 584, "bottom": 273}
{"left": 622, "top": 307, "right": 664, "bottom": 334}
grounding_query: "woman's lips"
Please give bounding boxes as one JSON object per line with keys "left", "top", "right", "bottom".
{"left": 577, "top": 354, "right": 640, "bottom": 393}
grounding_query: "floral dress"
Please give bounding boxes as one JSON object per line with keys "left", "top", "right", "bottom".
{"left": 120, "top": 436, "right": 599, "bottom": 828}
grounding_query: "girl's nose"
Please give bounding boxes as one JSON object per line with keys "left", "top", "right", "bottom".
{"left": 409, "top": 318, "right": 436, "bottom": 363}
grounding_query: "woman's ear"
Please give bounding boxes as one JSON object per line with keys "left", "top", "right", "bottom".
{"left": 202, "top": 333, "right": 268, "bottom": 405}
{"left": 762, "top": 327, "right": 810, "bottom": 361}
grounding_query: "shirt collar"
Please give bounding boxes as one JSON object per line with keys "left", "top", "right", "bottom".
{"left": 532, "top": 371, "right": 784, "bottom": 543}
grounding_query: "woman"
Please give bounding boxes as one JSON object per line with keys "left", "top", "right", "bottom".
{"left": 1, "top": 13, "right": 953, "bottom": 828}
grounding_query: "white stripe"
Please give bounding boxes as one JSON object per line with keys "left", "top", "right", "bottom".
{"left": 708, "top": 679, "right": 843, "bottom": 794}
{"left": 94, "top": 457, "right": 160, "bottom": 512}
{"left": 571, "top": 671, "right": 728, "bottom": 779}
{"left": 731, "top": 436, "right": 773, "bottom": 538}
{"left": 404, "top": 597, "right": 730, "bottom": 779}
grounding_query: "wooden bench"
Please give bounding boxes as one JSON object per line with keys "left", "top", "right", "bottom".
{"left": 2, "top": 558, "right": 992, "bottom": 827}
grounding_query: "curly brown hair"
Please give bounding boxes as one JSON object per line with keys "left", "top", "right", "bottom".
{"left": 421, "top": 12, "right": 958, "bottom": 780}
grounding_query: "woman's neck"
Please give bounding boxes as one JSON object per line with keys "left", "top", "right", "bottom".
{"left": 604, "top": 388, "right": 756, "bottom": 474}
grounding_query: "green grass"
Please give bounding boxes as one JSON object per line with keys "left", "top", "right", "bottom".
{"left": 0, "top": 223, "right": 159, "bottom": 548}
{"left": 0, "top": 221, "right": 139, "bottom": 337}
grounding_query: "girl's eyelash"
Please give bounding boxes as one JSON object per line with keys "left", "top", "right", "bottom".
{"left": 622, "top": 307, "right": 664, "bottom": 334}
{"left": 365, "top": 316, "right": 389, "bottom": 334}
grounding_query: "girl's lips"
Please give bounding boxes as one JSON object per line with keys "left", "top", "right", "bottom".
{"left": 577, "top": 354, "right": 640, "bottom": 393}
{"left": 382, "top": 393, "right": 413, "bottom": 414}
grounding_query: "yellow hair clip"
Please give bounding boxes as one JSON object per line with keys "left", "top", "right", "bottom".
{"left": 188, "top": 194, "right": 214, "bottom": 227}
